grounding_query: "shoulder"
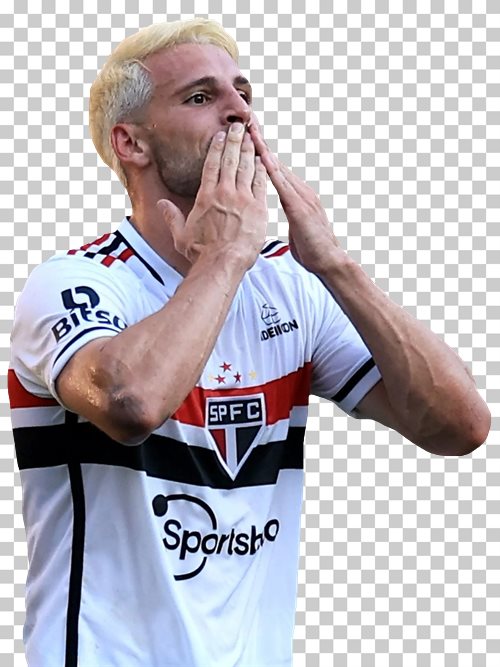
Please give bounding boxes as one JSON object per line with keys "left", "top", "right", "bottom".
{"left": 255, "top": 238, "right": 329, "bottom": 296}
{"left": 19, "top": 234, "right": 142, "bottom": 298}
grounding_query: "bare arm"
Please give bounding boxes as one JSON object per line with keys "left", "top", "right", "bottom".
{"left": 249, "top": 118, "right": 490, "bottom": 456}
{"left": 56, "top": 124, "right": 268, "bottom": 445}
{"left": 318, "top": 253, "right": 490, "bottom": 455}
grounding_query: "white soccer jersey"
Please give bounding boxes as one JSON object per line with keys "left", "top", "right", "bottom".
{"left": 9, "top": 218, "right": 382, "bottom": 667}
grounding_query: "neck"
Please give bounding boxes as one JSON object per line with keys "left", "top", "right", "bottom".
{"left": 128, "top": 186, "right": 194, "bottom": 277}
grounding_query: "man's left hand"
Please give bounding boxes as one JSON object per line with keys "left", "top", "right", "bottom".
{"left": 249, "top": 117, "right": 345, "bottom": 275}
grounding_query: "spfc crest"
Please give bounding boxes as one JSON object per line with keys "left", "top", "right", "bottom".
{"left": 206, "top": 394, "right": 266, "bottom": 479}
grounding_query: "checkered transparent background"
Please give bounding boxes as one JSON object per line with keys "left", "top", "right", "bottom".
{"left": 1, "top": 1, "right": 498, "bottom": 665}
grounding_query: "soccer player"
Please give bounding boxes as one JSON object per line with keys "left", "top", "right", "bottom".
{"left": 9, "top": 18, "right": 490, "bottom": 667}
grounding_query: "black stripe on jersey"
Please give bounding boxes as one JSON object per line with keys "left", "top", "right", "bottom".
{"left": 14, "top": 422, "right": 305, "bottom": 489}
{"left": 115, "top": 230, "right": 165, "bottom": 285}
{"left": 261, "top": 240, "right": 282, "bottom": 255}
{"left": 83, "top": 234, "right": 122, "bottom": 259}
{"left": 53, "top": 326, "right": 123, "bottom": 366}
{"left": 65, "top": 412, "right": 85, "bottom": 667}
{"left": 331, "top": 357, "right": 376, "bottom": 403}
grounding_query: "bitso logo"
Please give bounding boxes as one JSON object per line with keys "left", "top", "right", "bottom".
{"left": 152, "top": 493, "right": 280, "bottom": 581}
{"left": 260, "top": 303, "right": 299, "bottom": 342}
{"left": 206, "top": 394, "right": 265, "bottom": 479}
{"left": 51, "top": 285, "right": 127, "bottom": 342}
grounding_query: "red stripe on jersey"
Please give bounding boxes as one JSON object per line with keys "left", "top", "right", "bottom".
{"left": 101, "top": 255, "right": 116, "bottom": 267}
{"left": 81, "top": 233, "right": 111, "bottom": 251}
{"left": 68, "top": 233, "right": 111, "bottom": 255}
{"left": 265, "top": 245, "right": 289, "bottom": 258}
{"left": 171, "top": 363, "right": 311, "bottom": 427}
{"left": 8, "top": 369, "right": 59, "bottom": 409}
{"left": 118, "top": 248, "right": 134, "bottom": 262}
{"left": 101, "top": 247, "right": 134, "bottom": 267}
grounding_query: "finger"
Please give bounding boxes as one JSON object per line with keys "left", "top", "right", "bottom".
{"left": 235, "top": 131, "right": 256, "bottom": 190}
{"left": 199, "top": 131, "right": 226, "bottom": 190}
{"left": 247, "top": 111, "right": 264, "bottom": 140}
{"left": 248, "top": 120, "right": 270, "bottom": 160}
{"left": 219, "top": 122, "right": 246, "bottom": 186}
{"left": 276, "top": 161, "right": 312, "bottom": 197}
{"left": 262, "top": 155, "right": 296, "bottom": 199}
{"left": 251, "top": 156, "right": 268, "bottom": 202}
{"left": 248, "top": 127, "right": 287, "bottom": 186}
{"left": 156, "top": 199, "right": 186, "bottom": 250}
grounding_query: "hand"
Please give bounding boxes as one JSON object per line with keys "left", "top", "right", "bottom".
{"left": 157, "top": 122, "right": 268, "bottom": 270}
{"left": 249, "top": 115, "right": 344, "bottom": 276}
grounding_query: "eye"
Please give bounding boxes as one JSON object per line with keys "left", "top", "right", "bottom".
{"left": 186, "top": 92, "right": 210, "bottom": 105}
{"left": 239, "top": 91, "right": 251, "bottom": 103}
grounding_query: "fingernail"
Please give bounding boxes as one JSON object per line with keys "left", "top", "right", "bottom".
{"left": 215, "top": 131, "right": 226, "bottom": 141}
{"left": 156, "top": 200, "right": 168, "bottom": 213}
{"left": 231, "top": 122, "right": 244, "bottom": 134}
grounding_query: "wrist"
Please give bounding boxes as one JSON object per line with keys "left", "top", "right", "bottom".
{"left": 196, "top": 242, "right": 258, "bottom": 273}
{"left": 191, "top": 244, "right": 250, "bottom": 285}
{"left": 314, "top": 246, "right": 354, "bottom": 282}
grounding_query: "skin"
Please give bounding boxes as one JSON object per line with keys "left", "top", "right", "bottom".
{"left": 110, "top": 43, "right": 255, "bottom": 275}
{"left": 57, "top": 42, "right": 491, "bottom": 453}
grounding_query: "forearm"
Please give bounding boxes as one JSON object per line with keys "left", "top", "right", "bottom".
{"left": 318, "top": 249, "right": 490, "bottom": 448}
{"left": 75, "top": 249, "right": 248, "bottom": 443}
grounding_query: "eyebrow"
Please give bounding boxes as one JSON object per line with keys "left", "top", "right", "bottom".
{"left": 173, "top": 75, "right": 253, "bottom": 98}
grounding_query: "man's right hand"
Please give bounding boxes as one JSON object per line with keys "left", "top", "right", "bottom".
{"left": 157, "top": 122, "right": 268, "bottom": 270}
{"left": 55, "top": 123, "right": 269, "bottom": 445}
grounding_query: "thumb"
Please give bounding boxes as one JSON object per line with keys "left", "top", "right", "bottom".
{"left": 156, "top": 199, "right": 185, "bottom": 236}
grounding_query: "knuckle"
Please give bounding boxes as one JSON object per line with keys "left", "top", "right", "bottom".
{"left": 204, "top": 161, "right": 220, "bottom": 173}
{"left": 222, "top": 155, "right": 238, "bottom": 168}
{"left": 216, "top": 184, "right": 232, "bottom": 200}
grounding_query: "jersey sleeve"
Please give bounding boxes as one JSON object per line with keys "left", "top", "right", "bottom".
{"left": 309, "top": 273, "right": 382, "bottom": 415}
{"left": 10, "top": 255, "right": 139, "bottom": 404}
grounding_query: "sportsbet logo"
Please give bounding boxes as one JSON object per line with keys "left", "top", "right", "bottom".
{"left": 152, "top": 493, "right": 280, "bottom": 581}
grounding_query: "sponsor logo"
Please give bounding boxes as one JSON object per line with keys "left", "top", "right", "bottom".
{"left": 206, "top": 394, "right": 265, "bottom": 479}
{"left": 260, "top": 303, "right": 299, "bottom": 342}
{"left": 51, "top": 286, "right": 127, "bottom": 342}
{"left": 261, "top": 303, "right": 280, "bottom": 326}
{"left": 152, "top": 493, "right": 280, "bottom": 581}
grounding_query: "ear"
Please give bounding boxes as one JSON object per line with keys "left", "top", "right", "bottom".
{"left": 110, "top": 123, "right": 152, "bottom": 169}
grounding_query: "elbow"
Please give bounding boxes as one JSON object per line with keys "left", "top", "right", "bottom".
{"left": 106, "top": 390, "right": 169, "bottom": 446}
{"left": 457, "top": 401, "right": 491, "bottom": 456}
{"left": 418, "top": 402, "right": 491, "bottom": 457}
{"left": 92, "top": 354, "right": 170, "bottom": 446}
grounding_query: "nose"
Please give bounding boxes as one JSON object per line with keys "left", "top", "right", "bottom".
{"left": 222, "top": 89, "right": 251, "bottom": 126}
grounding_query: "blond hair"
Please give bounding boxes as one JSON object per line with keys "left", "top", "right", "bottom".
{"left": 89, "top": 18, "right": 239, "bottom": 187}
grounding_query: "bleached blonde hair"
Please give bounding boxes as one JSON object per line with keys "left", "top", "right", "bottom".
{"left": 89, "top": 18, "right": 239, "bottom": 188}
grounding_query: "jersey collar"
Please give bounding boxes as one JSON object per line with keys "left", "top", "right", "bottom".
{"left": 117, "top": 216, "right": 184, "bottom": 290}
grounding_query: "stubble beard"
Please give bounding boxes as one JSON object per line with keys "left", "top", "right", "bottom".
{"left": 151, "top": 135, "right": 208, "bottom": 199}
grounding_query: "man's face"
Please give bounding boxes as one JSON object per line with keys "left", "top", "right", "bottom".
{"left": 139, "top": 43, "right": 253, "bottom": 197}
